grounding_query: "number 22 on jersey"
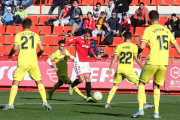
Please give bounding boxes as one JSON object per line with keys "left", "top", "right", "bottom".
{"left": 119, "top": 52, "right": 132, "bottom": 64}
{"left": 21, "top": 36, "right": 34, "bottom": 49}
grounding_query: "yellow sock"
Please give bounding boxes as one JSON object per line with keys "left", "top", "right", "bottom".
{"left": 143, "top": 93, "right": 147, "bottom": 104}
{"left": 154, "top": 89, "right": 160, "bottom": 114}
{"left": 106, "top": 86, "right": 118, "bottom": 104}
{"left": 74, "top": 86, "right": 84, "bottom": 97}
{"left": 38, "top": 84, "right": 47, "bottom": 102}
{"left": 8, "top": 85, "right": 18, "bottom": 105}
{"left": 51, "top": 83, "right": 60, "bottom": 94}
{"left": 138, "top": 85, "right": 145, "bottom": 111}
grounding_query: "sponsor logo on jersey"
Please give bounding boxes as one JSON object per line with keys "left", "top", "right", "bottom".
{"left": 82, "top": 45, "right": 90, "bottom": 48}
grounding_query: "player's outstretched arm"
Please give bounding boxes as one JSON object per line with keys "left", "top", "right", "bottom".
{"left": 46, "top": 57, "right": 59, "bottom": 72}
{"left": 138, "top": 41, "right": 146, "bottom": 56}
{"left": 69, "top": 55, "right": 75, "bottom": 60}
{"left": 108, "top": 54, "right": 118, "bottom": 77}
{"left": 37, "top": 43, "right": 44, "bottom": 57}
{"left": 134, "top": 55, "right": 143, "bottom": 69}
{"left": 173, "top": 42, "right": 180, "bottom": 55}
{"left": 8, "top": 44, "right": 18, "bottom": 59}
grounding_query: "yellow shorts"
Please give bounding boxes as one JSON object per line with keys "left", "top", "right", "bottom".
{"left": 13, "top": 65, "right": 41, "bottom": 81}
{"left": 113, "top": 68, "right": 139, "bottom": 84}
{"left": 140, "top": 64, "right": 167, "bottom": 86}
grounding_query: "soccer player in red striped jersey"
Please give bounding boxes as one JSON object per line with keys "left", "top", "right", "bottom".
{"left": 62, "top": 28, "right": 102, "bottom": 102}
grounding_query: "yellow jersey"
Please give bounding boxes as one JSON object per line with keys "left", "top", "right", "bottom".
{"left": 49, "top": 50, "right": 71, "bottom": 76}
{"left": 115, "top": 42, "right": 138, "bottom": 72}
{"left": 142, "top": 24, "right": 176, "bottom": 65}
{"left": 14, "top": 31, "right": 41, "bottom": 65}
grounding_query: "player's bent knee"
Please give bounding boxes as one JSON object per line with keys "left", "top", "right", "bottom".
{"left": 35, "top": 80, "right": 42, "bottom": 85}
{"left": 153, "top": 82, "right": 160, "bottom": 89}
{"left": 13, "top": 80, "right": 20, "bottom": 86}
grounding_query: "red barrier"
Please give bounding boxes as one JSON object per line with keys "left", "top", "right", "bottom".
{"left": 0, "top": 59, "right": 180, "bottom": 91}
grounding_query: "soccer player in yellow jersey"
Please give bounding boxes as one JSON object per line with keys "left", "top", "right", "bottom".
{"left": 3, "top": 18, "right": 51, "bottom": 110}
{"left": 105, "top": 32, "right": 153, "bottom": 109}
{"left": 131, "top": 10, "right": 180, "bottom": 118}
{"left": 46, "top": 40, "right": 87, "bottom": 100}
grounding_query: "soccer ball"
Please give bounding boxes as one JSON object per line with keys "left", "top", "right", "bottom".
{"left": 93, "top": 91, "right": 102, "bottom": 101}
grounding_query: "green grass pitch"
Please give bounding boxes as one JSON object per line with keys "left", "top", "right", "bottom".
{"left": 0, "top": 91, "right": 180, "bottom": 120}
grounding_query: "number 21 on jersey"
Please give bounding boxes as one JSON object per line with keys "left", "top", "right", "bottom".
{"left": 21, "top": 36, "right": 34, "bottom": 49}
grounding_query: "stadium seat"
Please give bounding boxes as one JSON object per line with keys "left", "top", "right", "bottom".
{"left": 174, "top": 0, "right": 180, "bottom": 5}
{"left": 0, "top": 25, "right": 5, "bottom": 34}
{"left": 30, "top": 26, "right": 39, "bottom": 34}
{"left": 97, "top": 37, "right": 107, "bottom": 47}
{"left": 42, "top": 36, "right": 53, "bottom": 45}
{"left": 134, "top": 27, "right": 146, "bottom": 36}
{"left": 50, "top": 16, "right": 57, "bottom": 19}
{"left": 130, "top": 0, "right": 138, "bottom": 5}
{"left": 141, "top": 48, "right": 149, "bottom": 57}
{"left": 159, "top": 0, "right": 173, "bottom": 5}
{"left": 103, "top": 47, "right": 114, "bottom": 57}
{"left": 139, "top": 0, "right": 150, "bottom": 5}
{"left": 151, "top": 0, "right": 161, "bottom": 5}
{"left": 64, "top": 26, "right": 72, "bottom": 34}
{"left": 109, "top": 37, "right": 123, "bottom": 46}
{"left": 4, "top": 25, "right": 16, "bottom": 34}
{"left": 51, "top": 26, "right": 63, "bottom": 35}
{"left": 90, "top": 37, "right": 100, "bottom": 44}
{"left": 28, "top": 16, "right": 38, "bottom": 25}
{"left": 170, "top": 38, "right": 180, "bottom": 47}
{"left": 81, "top": 0, "right": 93, "bottom": 5}
{"left": 159, "top": 17, "right": 167, "bottom": 26}
{"left": 38, "top": 16, "right": 49, "bottom": 25}
{"left": 65, "top": 37, "right": 75, "bottom": 46}
{"left": 131, "top": 37, "right": 137, "bottom": 44}
{"left": 0, "top": 36, "right": 6, "bottom": 44}
{"left": 169, "top": 48, "right": 178, "bottom": 58}
{"left": 138, "top": 37, "right": 149, "bottom": 47}
{"left": 17, "top": 25, "right": 23, "bottom": 33}
{"left": 7, "top": 46, "right": 18, "bottom": 55}
{"left": 39, "top": 26, "right": 51, "bottom": 35}
{"left": 52, "top": 36, "right": 64, "bottom": 45}
{"left": 0, "top": 46, "right": 6, "bottom": 55}
{"left": 42, "top": 46, "right": 53, "bottom": 56}
{"left": 104, "top": 0, "right": 108, "bottom": 5}
{"left": 67, "top": 47, "right": 76, "bottom": 56}
{"left": 3, "top": 35, "right": 15, "bottom": 45}
{"left": 47, "top": 0, "right": 53, "bottom": 5}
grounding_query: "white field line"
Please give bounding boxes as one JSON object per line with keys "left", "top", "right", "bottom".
{"left": 1, "top": 101, "right": 178, "bottom": 106}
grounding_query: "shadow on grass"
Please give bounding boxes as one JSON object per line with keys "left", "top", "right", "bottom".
{"left": 73, "top": 111, "right": 129, "bottom": 117}
{"left": 16, "top": 107, "right": 42, "bottom": 110}
{"left": 0, "top": 106, "right": 4, "bottom": 109}
{"left": 73, "top": 104, "right": 103, "bottom": 108}
{"left": 20, "top": 97, "right": 73, "bottom": 102}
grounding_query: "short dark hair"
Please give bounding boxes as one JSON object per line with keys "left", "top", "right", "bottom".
{"left": 79, "top": 14, "right": 83, "bottom": 17}
{"left": 149, "top": 10, "right": 159, "bottom": 21}
{"left": 140, "top": 2, "right": 144, "bottom": 5}
{"left": 73, "top": 0, "right": 79, "bottom": 4}
{"left": 124, "top": 32, "right": 132, "bottom": 40}
{"left": 171, "top": 13, "right": 176, "bottom": 17}
{"left": 96, "top": 2, "right": 101, "bottom": 6}
{"left": 22, "top": 18, "right": 31, "bottom": 29}
{"left": 112, "top": 10, "right": 117, "bottom": 14}
{"left": 83, "top": 28, "right": 91, "bottom": 34}
{"left": 58, "top": 40, "right": 65, "bottom": 45}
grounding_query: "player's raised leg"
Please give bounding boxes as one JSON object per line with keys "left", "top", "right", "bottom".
{"left": 47, "top": 80, "right": 63, "bottom": 99}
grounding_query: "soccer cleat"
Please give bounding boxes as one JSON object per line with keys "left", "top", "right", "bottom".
{"left": 47, "top": 90, "right": 53, "bottom": 99}
{"left": 82, "top": 96, "right": 87, "bottom": 101}
{"left": 131, "top": 109, "right": 144, "bottom": 118}
{"left": 43, "top": 101, "right": 52, "bottom": 110}
{"left": 69, "top": 85, "right": 73, "bottom": 95}
{"left": 3, "top": 104, "right": 14, "bottom": 110}
{"left": 105, "top": 103, "right": 112, "bottom": 108}
{"left": 154, "top": 113, "right": 161, "bottom": 119}
{"left": 86, "top": 98, "right": 97, "bottom": 103}
{"left": 143, "top": 103, "right": 154, "bottom": 109}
